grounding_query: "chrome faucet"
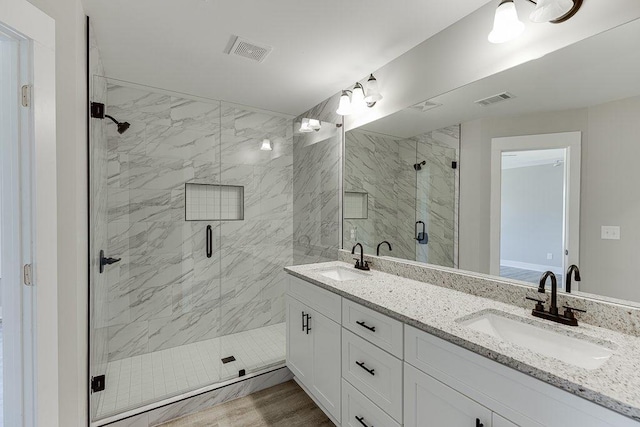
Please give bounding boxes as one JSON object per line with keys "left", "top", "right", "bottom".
{"left": 351, "top": 243, "right": 370, "bottom": 271}
{"left": 566, "top": 264, "right": 581, "bottom": 293}
{"left": 527, "top": 270, "right": 586, "bottom": 326}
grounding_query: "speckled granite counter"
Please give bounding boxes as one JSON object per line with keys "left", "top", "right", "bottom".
{"left": 285, "top": 261, "right": 640, "bottom": 422}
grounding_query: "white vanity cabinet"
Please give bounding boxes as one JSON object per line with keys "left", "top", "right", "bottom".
{"left": 286, "top": 277, "right": 342, "bottom": 423}
{"left": 286, "top": 273, "right": 640, "bottom": 427}
{"left": 405, "top": 363, "right": 492, "bottom": 427}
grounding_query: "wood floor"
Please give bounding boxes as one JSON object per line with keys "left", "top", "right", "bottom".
{"left": 158, "top": 380, "right": 333, "bottom": 427}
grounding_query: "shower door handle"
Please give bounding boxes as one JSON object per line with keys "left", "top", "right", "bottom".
{"left": 206, "top": 225, "right": 213, "bottom": 258}
{"left": 415, "top": 221, "right": 426, "bottom": 240}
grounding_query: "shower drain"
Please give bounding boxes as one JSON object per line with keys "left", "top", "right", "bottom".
{"left": 221, "top": 356, "right": 236, "bottom": 364}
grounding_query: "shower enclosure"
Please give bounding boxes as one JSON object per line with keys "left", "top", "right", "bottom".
{"left": 343, "top": 126, "right": 459, "bottom": 267}
{"left": 88, "top": 42, "right": 292, "bottom": 422}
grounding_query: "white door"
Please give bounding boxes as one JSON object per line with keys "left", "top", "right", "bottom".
{"left": 494, "top": 413, "right": 519, "bottom": 427}
{"left": 310, "top": 310, "right": 341, "bottom": 421}
{"left": 404, "top": 363, "right": 492, "bottom": 427}
{"left": 286, "top": 296, "right": 313, "bottom": 386}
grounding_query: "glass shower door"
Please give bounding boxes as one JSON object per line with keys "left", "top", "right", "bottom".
{"left": 88, "top": 74, "right": 224, "bottom": 421}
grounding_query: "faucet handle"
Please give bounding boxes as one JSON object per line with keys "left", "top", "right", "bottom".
{"left": 562, "top": 305, "right": 586, "bottom": 320}
{"left": 526, "top": 296, "right": 545, "bottom": 312}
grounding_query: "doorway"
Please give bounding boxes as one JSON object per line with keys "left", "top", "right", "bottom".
{"left": 490, "top": 132, "right": 581, "bottom": 290}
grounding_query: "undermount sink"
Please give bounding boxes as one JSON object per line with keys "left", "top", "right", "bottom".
{"left": 461, "top": 311, "right": 614, "bottom": 370}
{"left": 318, "top": 266, "right": 369, "bottom": 282}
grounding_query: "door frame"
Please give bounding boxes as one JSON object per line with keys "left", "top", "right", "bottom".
{"left": 0, "top": 0, "right": 58, "bottom": 424}
{"left": 489, "top": 132, "right": 581, "bottom": 287}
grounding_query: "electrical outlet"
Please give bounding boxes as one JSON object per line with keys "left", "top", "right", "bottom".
{"left": 547, "top": 253, "right": 553, "bottom": 260}
{"left": 350, "top": 228, "right": 357, "bottom": 240}
{"left": 601, "top": 226, "right": 621, "bottom": 240}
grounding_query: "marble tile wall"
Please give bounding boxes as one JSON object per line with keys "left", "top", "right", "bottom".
{"left": 89, "top": 22, "right": 109, "bottom": 419}
{"left": 292, "top": 123, "right": 342, "bottom": 265}
{"left": 413, "top": 126, "right": 459, "bottom": 268}
{"left": 97, "top": 83, "right": 293, "bottom": 363}
{"left": 343, "top": 131, "right": 416, "bottom": 261}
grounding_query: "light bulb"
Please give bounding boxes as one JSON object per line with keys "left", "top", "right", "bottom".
{"left": 260, "top": 138, "right": 272, "bottom": 151}
{"left": 364, "top": 74, "right": 382, "bottom": 104}
{"left": 308, "top": 119, "right": 321, "bottom": 130}
{"left": 351, "top": 82, "right": 366, "bottom": 112}
{"left": 299, "top": 117, "right": 313, "bottom": 133}
{"left": 336, "top": 91, "right": 353, "bottom": 116}
{"left": 530, "top": 0, "right": 573, "bottom": 23}
{"left": 488, "top": 0, "right": 525, "bottom": 44}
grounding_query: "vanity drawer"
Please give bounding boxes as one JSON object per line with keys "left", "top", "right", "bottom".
{"left": 342, "top": 329, "right": 403, "bottom": 422}
{"left": 342, "top": 379, "right": 401, "bottom": 427}
{"left": 287, "top": 275, "right": 341, "bottom": 321}
{"left": 342, "top": 298, "right": 403, "bottom": 358}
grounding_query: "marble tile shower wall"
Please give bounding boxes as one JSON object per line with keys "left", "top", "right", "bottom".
{"left": 101, "top": 84, "right": 293, "bottom": 362}
{"left": 414, "top": 126, "right": 459, "bottom": 268}
{"left": 343, "top": 131, "right": 417, "bottom": 261}
{"left": 89, "top": 23, "right": 108, "bottom": 419}
{"left": 292, "top": 126, "right": 342, "bottom": 265}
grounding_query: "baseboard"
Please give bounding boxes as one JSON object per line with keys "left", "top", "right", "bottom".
{"left": 500, "top": 259, "right": 563, "bottom": 275}
{"left": 99, "top": 365, "right": 292, "bottom": 427}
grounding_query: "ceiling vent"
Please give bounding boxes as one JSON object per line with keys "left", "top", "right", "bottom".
{"left": 227, "top": 36, "right": 272, "bottom": 63}
{"left": 409, "top": 101, "right": 443, "bottom": 113}
{"left": 475, "top": 92, "right": 515, "bottom": 106}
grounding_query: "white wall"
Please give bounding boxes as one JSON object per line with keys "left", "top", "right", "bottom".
{"left": 460, "top": 95, "right": 640, "bottom": 302}
{"left": 500, "top": 163, "right": 564, "bottom": 269}
{"left": 25, "top": 0, "right": 88, "bottom": 425}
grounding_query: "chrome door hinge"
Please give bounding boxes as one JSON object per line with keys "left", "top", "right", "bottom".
{"left": 23, "top": 264, "right": 33, "bottom": 286}
{"left": 21, "top": 85, "right": 31, "bottom": 107}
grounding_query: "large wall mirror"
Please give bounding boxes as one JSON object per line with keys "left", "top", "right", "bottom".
{"left": 343, "top": 17, "right": 640, "bottom": 305}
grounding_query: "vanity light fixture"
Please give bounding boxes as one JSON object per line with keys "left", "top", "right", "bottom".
{"left": 299, "top": 117, "right": 322, "bottom": 133}
{"left": 336, "top": 74, "right": 383, "bottom": 116}
{"left": 260, "top": 138, "right": 272, "bottom": 151}
{"left": 488, "top": 0, "right": 583, "bottom": 44}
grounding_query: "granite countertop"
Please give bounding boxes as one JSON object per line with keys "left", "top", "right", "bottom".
{"left": 285, "top": 261, "right": 640, "bottom": 422}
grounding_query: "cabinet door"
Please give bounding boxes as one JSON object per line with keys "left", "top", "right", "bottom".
{"left": 286, "top": 296, "right": 313, "bottom": 387}
{"left": 493, "top": 413, "right": 519, "bottom": 427}
{"left": 310, "top": 309, "right": 342, "bottom": 422}
{"left": 405, "top": 363, "right": 492, "bottom": 427}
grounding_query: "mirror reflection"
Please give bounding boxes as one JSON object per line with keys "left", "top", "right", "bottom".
{"left": 343, "top": 18, "right": 640, "bottom": 304}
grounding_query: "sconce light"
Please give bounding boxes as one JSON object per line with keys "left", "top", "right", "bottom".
{"left": 299, "top": 117, "right": 322, "bottom": 133}
{"left": 488, "top": 0, "right": 583, "bottom": 44}
{"left": 260, "top": 138, "right": 272, "bottom": 151}
{"left": 336, "top": 74, "right": 383, "bottom": 116}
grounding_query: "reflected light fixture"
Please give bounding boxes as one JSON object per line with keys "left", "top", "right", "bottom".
{"left": 336, "top": 74, "right": 383, "bottom": 116}
{"left": 260, "top": 138, "right": 272, "bottom": 151}
{"left": 488, "top": 0, "right": 583, "bottom": 44}
{"left": 299, "top": 117, "right": 322, "bottom": 133}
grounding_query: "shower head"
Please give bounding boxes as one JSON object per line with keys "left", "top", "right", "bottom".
{"left": 413, "top": 160, "right": 426, "bottom": 171}
{"left": 105, "top": 114, "right": 130, "bottom": 134}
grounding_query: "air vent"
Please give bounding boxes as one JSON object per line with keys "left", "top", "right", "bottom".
{"left": 228, "top": 36, "right": 272, "bottom": 63}
{"left": 409, "top": 101, "right": 443, "bottom": 113}
{"left": 475, "top": 92, "right": 515, "bottom": 106}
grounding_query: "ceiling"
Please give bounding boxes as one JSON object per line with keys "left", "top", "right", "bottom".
{"left": 360, "top": 18, "right": 640, "bottom": 138}
{"left": 83, "top": 0, "right": 492, "bottom": 116}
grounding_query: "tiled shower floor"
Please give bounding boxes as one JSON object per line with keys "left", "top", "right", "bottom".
{"left": 95, "top": 323, "right": 286, "bottom": 420}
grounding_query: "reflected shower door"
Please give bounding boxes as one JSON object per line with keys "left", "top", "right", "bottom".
{"left": 414, "top": 130, "right": 458, "bottom": 268}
